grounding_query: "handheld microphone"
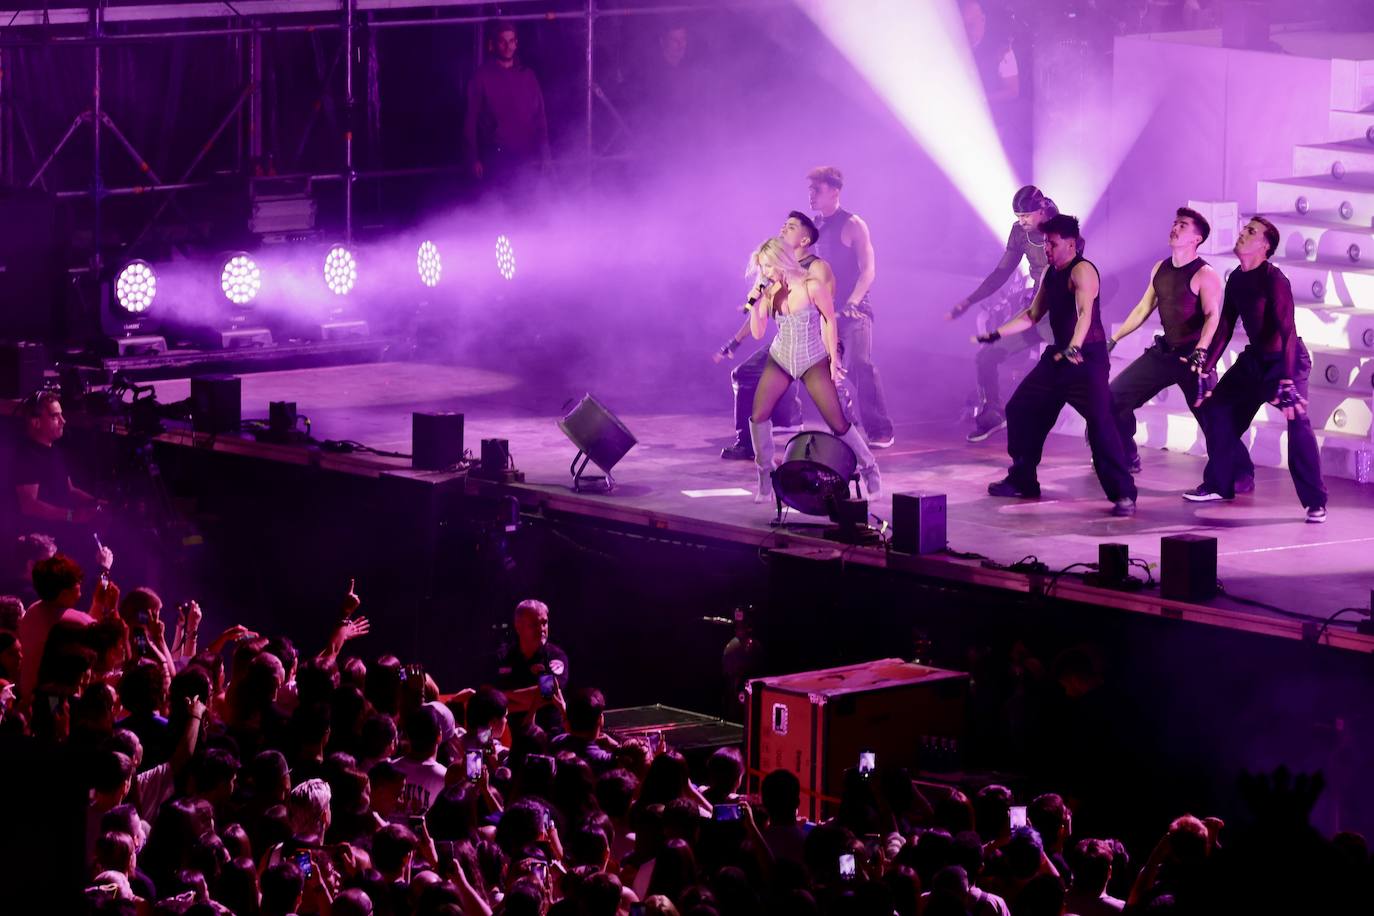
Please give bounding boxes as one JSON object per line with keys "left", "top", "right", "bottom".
{"left": 741, "top": 281, "right": 769, "bottom": 313}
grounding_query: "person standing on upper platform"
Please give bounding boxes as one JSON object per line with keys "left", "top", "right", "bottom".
{"left": 464, "top": 19, "right": 552, "bottom": 204}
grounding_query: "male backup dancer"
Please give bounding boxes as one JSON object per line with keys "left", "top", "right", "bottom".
{"left": 1186, "top": 217, "right": 1328, "bottom": 521}
{"left": 808, "top": 166, "right": 895, "bottom": 448}
{"left": 715, "top": 212, "right": 825, "bottom": 459}
{"left": 1105, "top": 207, "right": 1253, "bottom": 486}
{"left": 949, "top": 185, "right": 1062, "bottom": 442}
{"left": 977, "top": 214, "right": 1137, "bottom": 516}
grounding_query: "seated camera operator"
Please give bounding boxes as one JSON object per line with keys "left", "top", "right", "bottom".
{"left": 13, "top": 391, "right": 106, "bottom": 528}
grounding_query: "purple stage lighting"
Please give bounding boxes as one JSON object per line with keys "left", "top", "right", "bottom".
{"left": 115, "top": 260, "right": 158, "bottom": 314}
{"left": 221, "top": 253, "right": 262, "bottom": 306}
{"left": 417, "top": 240, "right": 442, "bottom": 288}
{"left": 495, "top": 234, "right": 516, "bottom": 281}
{"left": 324, "top": 245, "right": 358, "bottom": 296}
{"left": 797, "top": 0, "right": 1017, "bottom": 236}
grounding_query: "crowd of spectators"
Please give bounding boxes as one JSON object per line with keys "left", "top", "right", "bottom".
{"left": 0, "top": 371, "right": 1366, "bottom": 913}
{"left": 1, "top": 534, "right": 1370, "bottom": 915}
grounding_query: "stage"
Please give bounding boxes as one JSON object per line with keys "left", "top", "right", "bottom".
{"left": 141, "top": 359, "right": 1374, "bottom": 653}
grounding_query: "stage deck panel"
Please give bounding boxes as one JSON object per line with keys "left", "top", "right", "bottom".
{"left": 140, "top": 361, "right": 1374, "bottom": 650}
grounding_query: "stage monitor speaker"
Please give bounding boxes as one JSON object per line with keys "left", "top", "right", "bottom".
{"left": 412, "top": 411, "right": 464, "bottom": 470}
{"left": 0, "top": 341, "right": 48, "bottom": 399}
{"left": 191, "top": 375, "right": 242, "bottom": 434}
{"left": 1160, "top": 534, "right": 1217, "bottom": 602}
{"left": 269, "top": 401, "right": 298, "bottom": 437}
{"left": 833, "top": 497, "right": 869, "bottom": 527}
{"left": 481, "top": 438, "right": 511, "bottom": 474}
{"left": 891, "top": 492, "right": 947, "bottom": 554}
{"left": 1098, "top": 543, "right": 1130, "bottom": 583}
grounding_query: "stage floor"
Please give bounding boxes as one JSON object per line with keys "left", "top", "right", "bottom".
{"left": 148, "top": 361, "right": 1374, "bottom": 642}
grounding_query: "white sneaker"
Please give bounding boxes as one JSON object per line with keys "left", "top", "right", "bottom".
{"left": 1181, "top": 486, "right": 1229, "bottom": 503}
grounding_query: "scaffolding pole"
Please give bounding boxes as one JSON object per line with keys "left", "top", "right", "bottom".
{"left": 343, "top": 0, "right": 356, "bottom": 244}
{"left": 1, "top": 0, "right": 776, "bottom": 254}
{"left": 91, "top": 3, "right": 104, "bottom": 275}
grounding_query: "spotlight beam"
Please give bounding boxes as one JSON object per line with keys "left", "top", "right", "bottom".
{"left": 795, "top": 0, "right": 1018, "bottom": 237}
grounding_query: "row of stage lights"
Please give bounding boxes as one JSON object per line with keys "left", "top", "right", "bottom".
{"left": 112, "top": 236, "right": 518, "bottom": 314}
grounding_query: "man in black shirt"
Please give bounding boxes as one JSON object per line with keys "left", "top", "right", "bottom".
{"left": 1104, "top": 207, "right": 1252, "bottom": 488}
{"left": 12, "top": 391, "right": 103, "bottom": 527}
{"left": 976, "top": 215, "right": 1136, "bottom": 515}
{"left": 810, "top": 166, "right": 895, "bottom": 448}
{"left": 1188, "top": 217, "right": 1328, "bottom": 521}
{"left": 494, "top": 599, "right": 570, "bottom": 732}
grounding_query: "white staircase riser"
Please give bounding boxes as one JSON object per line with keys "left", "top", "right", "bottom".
{"left": 1258, "top": 180, "right": 1374, "bottom": 225}
{"left": 1051, "top": 407, "right": 1371, "bottom": 480}
{"left": 1294, "top": 144, "right": 1374, "bottom": 183}
{"left": 1328, "top": 109, "right": 1374, "bottom": 144}
{"left": 1295, "top": 308, "right": 1374, "bottom": 350}
{"left": 1105, "top": 334, "right": 1371, "bottom": 393}
{"left": 1330, "top": 59, "right": 1374, "bottom": 113}
{"left": 1256, "top": 218, "right": 1374, "bottom": 267}
{"left": 1311, "top": 348, "right": 1374, "bottom": 392}
{"left": 1207, "top": 254, "right": 1374, "bottom": 307}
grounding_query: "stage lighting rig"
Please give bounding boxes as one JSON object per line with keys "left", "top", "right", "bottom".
{"left": 323, "top": 244, "right": 358, "bottom": 296}
{"left": 220, "top": 253, "right": 262, "bottom": 306}
{"left": 417, "top": 240, "right": 442, "bottom": 288}
{"left": 771, "top": 431, "right": 882, "bottom": 544}
{"left": 116, "top": 260, "right": 157, "bottom": 314}
{"left": 495, "top": 234, "right": 517, "bottom": 281}
{"left": 557, "top": 395, "right": 636, "bottom": 492}
{"left": 316, "top": 244, "right": 369, "bottom": 341}
{"left": 208, "top": 252, "right": 275, "bottom": 349}
{"left": 102, "top": 260, "right": 167, "bottom": 357}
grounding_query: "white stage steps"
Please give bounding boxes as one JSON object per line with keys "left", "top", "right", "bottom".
{"left": 1054, "top": 92, "right": 1374, "bottom": 482}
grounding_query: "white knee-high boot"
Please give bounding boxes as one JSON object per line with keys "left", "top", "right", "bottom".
{"left": 839, "top": 424, "right": 882, "bottom": 499}
{"left": 749, "top": 419, "right": 775, "bottom": 503}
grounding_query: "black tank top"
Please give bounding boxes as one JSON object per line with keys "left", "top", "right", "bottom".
{"left": 814, "top": 207, "right": 867, "bottom": 310}
{"left": 1152, "top": 256, "right": 1207, "bottom": 348}
{"left": 1044, "top": 255, "right": 1106, "bottom": 349}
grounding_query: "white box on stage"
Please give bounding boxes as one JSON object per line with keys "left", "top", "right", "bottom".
{"left": 1188, "top": 200, "right": 1239, "bottom": 255}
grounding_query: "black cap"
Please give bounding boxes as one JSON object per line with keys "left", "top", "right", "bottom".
{"left": 1012, "top": 185, "right": 1046, "bottom": 214}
